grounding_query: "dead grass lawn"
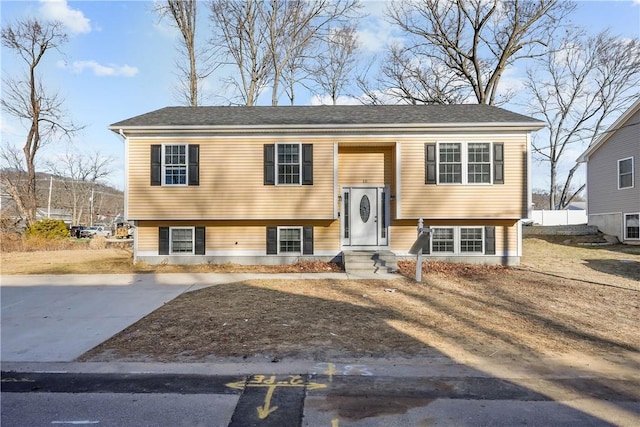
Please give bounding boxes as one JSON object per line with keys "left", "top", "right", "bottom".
{"left": 78, "top": 238, "right": 640, "bottom": 363}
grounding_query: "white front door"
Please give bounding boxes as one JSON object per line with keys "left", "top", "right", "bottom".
{"left": 349, "top": 187, "right": 379, "bottom": 246}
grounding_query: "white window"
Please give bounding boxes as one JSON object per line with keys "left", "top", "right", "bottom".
{"left": 170, "top": 227, "right": 194, "bottom": 254}
{"left": 277, "top": 144, "right": 300, "bottom": 185}
{"left": 432, "top": 227, "right": 455, "bottom": 253}
{"left": 278, "top": 227, "right": 302, "bottom": 254}
{"left": 431, "top": 226, "right": 485, "bottom": 254}
{"left": 164, "top": 144, "right": 187, "bottom": 185}
{"left": 625, "top": 214, "right": 639, "bottom": 240}
{"left": 437, "top": 142, "right": 492, "bottom": 184}
{"left": 460, "top": 227, "right": 484, "bottom": 253}
{"left": 618, "top": 157, "right": 634, "bottom": 189}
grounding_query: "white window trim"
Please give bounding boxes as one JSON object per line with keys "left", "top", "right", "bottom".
{"left": 618, "top": 157, "right": 634, "bottom": 190}
{"left": 277, "top": 226, "right": 303, "bottom": 254}
{"left": 459, "top": 226, "right": 485, "bottom": 254}
{"left": 624, "top": 213, "right": 639, "bottom": 240}
{"left": 436, "top": 142, "right": 493, "bottom": 185}
{"left": 162, "top": 144, "right": 188, "bottom": 187}
{"left": 169, "top": 226, "right": 195, "bottom": 254}
{"left": 430, "top": 226, "right": 456, "bottom": 254}
{"left": 430, "top": 226, "right": 485, "bottom": 255}
{"left": 276, "top": 143, "right": 302, "bottom": 186}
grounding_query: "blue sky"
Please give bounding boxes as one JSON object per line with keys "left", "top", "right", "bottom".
{"left": 1, "top": 0, "right": 639, "bottom": 192}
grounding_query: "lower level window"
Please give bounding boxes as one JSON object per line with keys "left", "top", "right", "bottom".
{"left": 460, "top": 228, "right": 483, "bottom": 253}
{"left": 432, "top": 228, "right": 455, "bottom": 253}
{"left": 431, "top": 226, "right": 484, "bottom": 254}
{"left": 171, "top": 227, "right": 194, "bottom": 254}
{"left": 279, "top": 227, "right": 302, "bottom": 253}
{"left": 625, "top": 214, "right": 639, "bottom": 239}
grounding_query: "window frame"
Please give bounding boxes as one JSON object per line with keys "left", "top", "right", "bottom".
{"left": 169, "top": 226, "right": 195, "bottom": 254}
{"left": 276, "top": 143, "right": 302, "bottom": 186}
{"left": 430, "top": 226, "right": 485, "bottom": 255}
{"left": 624, "top": 213, "right": 639, "bottom": 240}
{"left": 277, "top": 226, "right": 303, "bottom": 254}
{"left": 436, "top": 142, "right": 494, "bottom": 185}
{"left": 618, "top": 157, "right": 634, "bottom": 190}
{"left": 163, "top": 144, "right": 188, "bottom": 186}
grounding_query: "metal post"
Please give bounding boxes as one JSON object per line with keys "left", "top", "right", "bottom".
{"left": 416, "top": 218, "right": 423, "bottom": 282}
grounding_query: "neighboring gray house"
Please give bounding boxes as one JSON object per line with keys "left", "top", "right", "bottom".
{"left": 578, "top": 98, "right": 640, "bottom": 243}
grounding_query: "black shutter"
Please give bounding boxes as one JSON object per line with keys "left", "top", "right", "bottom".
{"left": 302, "top": 144, "right": 313, "bottom": 185}
{"left": 485, "top": 226, "right": 496, "bottom": 255}
{"left": 151, "top": 145, "right": 162, "bottom": 186}
{"left": 493, "top": 143, "right": 504, "bottom": 184}
{"left": 425, "top": 143, "right": 436, "bottom": 184}
{"left": 264, "top": 144, "right": 275, "bottom": 185}
{"left": 266, "top": 226, "right": 277, "bottom": 254}
{"left": 159, "top": 227, "right": 169, "bottom": 255}
{"left": 188, "top": 144, "right": 199, "bottom": 186}
{"left": 303, "top": 226, "right": 314, "bottom": 255}
{"left": 422, "top": 228, "right": 431, "bottom": 254}
{"left": 195, "top": 226, "right": 205, "bottom": 255}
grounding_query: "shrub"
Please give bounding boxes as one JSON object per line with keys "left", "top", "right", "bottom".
{"left": 25, "top": 219, "right": 70, "bottom": 239}
{"left": 89, "top": 235, "right": 107, "bottom": 250}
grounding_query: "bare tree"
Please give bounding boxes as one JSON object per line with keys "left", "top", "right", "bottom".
{"left": 309, "top": 25, "right": 359, "bottom": 105}
{"left": 385, "top": 0, "right": 574, "bottom": 105}
{"left": 210, "top": 0, "right": 360, "bottom": 106}
{"left": 45, "top": 150, "right": 114, "bottom": 225}
{"left": 1, "top": 18, "right": 81, "bottom": 226}
{"left": 525, "top": 29, "right": 640, "bottom": 209}
{"left": 156, "top": 0, "right": 216, "bottom": 106}
{"left": 210, "top": 0, "right": 272, "bottom": 106}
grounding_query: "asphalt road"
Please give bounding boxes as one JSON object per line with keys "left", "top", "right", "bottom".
{"left": 2, "top": 370, "right": 639, "bottom": 426}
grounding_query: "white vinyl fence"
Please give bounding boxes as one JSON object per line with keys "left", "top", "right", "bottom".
{"left": 531, "top": 210, "right": 587, "bottom": 226}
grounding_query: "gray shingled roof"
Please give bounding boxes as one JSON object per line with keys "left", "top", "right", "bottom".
{"left": 110, "top": 104, "right": 543, "bottom": 128}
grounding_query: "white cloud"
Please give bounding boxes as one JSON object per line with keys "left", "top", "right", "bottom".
{"left": 60, "top": 60, "right": 139, "bottom": 77}
{"left": 39, "top": 0, "right": 91, "bottom": 34}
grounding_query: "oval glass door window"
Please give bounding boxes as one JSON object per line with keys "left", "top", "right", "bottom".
{"left": 360, "top": 195, "right": 371, "bottom": 223}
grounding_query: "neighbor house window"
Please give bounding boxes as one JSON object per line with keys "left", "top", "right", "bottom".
{"left": 460, "top": 227, "right": 484, "bottom": 253}
{"left": 277, "top": 144, "right": 300, "bottom": 184}
{"left": 164, "top": 145, "right": 187, "bottom": 185}
{"left": 618, "top": 157, "right": 634, "bottom": 189}
{"left": 170, "top": 227, "right": 194, "bottom": 254}
{"left": 278, "top": 227, "right": 302, "bottom": 253}
{"left": 431, "top": 228, "right": 455, "bottom": 253}
{"left": 625, "top": 214, "right": 639, "bottom": 239}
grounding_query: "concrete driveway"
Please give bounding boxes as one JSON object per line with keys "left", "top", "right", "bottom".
{"left": 1, "top": 272, "right": 357, "bottom": 363}
{"left": 0, "top": 274, "right": 217, "bottom": 362}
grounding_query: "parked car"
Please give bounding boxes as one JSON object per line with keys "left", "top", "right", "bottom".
{"left": 79, "top": 225, "right": 112, "bottom": 238}
{"left": 69, "top": 225, "right": 86, "bottom": 238}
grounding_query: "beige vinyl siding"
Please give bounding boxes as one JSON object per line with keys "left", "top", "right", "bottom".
{"left": 338, "top": 146, "right": 394, "bottom": 187}
{"left": 399, "top": 136, "right": 527, "bottom": 219}
{"left": 136, "top": 220, "right": 340, "bottom": 253}
{"left": 389, "top": 219, "right": 519, "bottom": 255}
{"left": 128, "top": 138, "right": 335, "bottom": 220}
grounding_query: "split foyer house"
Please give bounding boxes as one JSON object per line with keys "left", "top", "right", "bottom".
{"left": 110, "top": 105, "right": 544, "bottom": 266}
{"left": 578, "top": 98, "right": 640, "bottom": 243}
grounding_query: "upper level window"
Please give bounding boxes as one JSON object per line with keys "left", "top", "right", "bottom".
{"left": 264, "top": 144, "right": 313, "bottom": 186}
{"left": 427, "top": 142, "right": 498, "bottom": 185}
{"left": 467, "top": 143, "right": 491, "bottom": 184}
{"left": 619, "top": 157, "right": 634, "bottom": 189}
{"left": 277, "top": 144, "right": 300, "bottom": 184}
{"left": 151, "top": 144, "right": 199, "bottom": 186}
{"left": 164, "top": 145, "right": 187, "bottom": 185}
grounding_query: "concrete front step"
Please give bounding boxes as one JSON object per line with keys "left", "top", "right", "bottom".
{"left": 343, "top": 250, "right": 398, "bottom": 274}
